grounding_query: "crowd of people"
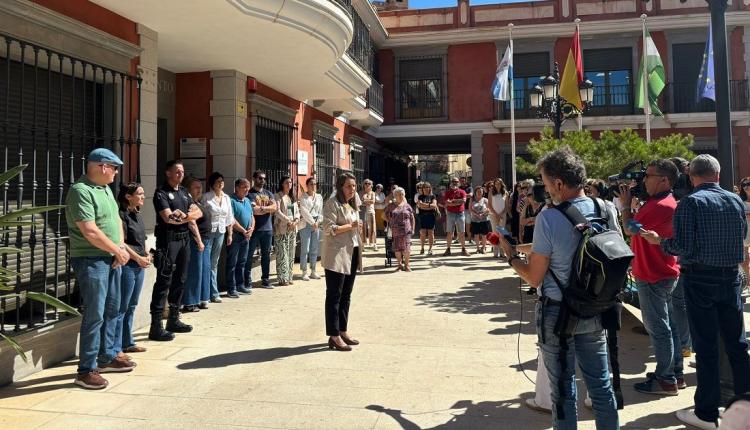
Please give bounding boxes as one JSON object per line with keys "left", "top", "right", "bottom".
{"left": 63, "top": 147, "right": 749, "bottom": 429}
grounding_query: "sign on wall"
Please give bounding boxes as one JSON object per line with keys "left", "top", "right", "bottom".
{"left": 297, "top": 150, "right": 308, "bottom": 175}
{"left": 340, "top": 143, "right": 346, "bottom": 160}
{"left": 180, "top": 137, "right": 207, "bottom": 179}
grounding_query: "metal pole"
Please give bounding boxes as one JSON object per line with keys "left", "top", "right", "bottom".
{"left": 641, "top": 14, "right": 652, "bottom": 143}
{"left": 509, "top": 23, "right": 517, "bottom": 186}
{"left": 708, "top": 0, "right": 734, "bottom": 190}
{"left": 554, "top": 63, "right": 562, "bottom": 140}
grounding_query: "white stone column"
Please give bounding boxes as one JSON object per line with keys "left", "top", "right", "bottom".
{"left": 210, "top": 70, "right": 248, "bottom": 186}
{"left": 470, "top": 130, "right": 484, "bottom": 186}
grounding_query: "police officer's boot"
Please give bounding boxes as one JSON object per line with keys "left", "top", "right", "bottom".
{"left": 166, "top": 305, "right": 193, "bottom": 333}
{"left": 148, "top": 313, "right": 174, "bottom": 341}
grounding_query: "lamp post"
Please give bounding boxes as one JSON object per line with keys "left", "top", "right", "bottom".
{"left": 529, "top": 62, "right": 594, "bottom": 139}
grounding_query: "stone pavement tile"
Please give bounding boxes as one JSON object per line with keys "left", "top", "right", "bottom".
{"left": 30, "top": 391, "right": 137, "bottom": 415}
{"left": 0, "top": 371, "right": 78, "bottom": 409}
{"left": 33, "top": 413, "right": 146, "bottom": 430}
{"left": 0, "top": 408, "right": 59, "bottom": 429}
{"left": 122, "top": 344, "right": 185, "bottom": 360}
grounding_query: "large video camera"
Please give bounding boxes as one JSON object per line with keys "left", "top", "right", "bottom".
{"left": 607, "top": 160, "right": 648, "bottom": 200}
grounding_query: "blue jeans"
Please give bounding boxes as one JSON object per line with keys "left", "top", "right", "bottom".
{"left": 299, "top": 226, "right": 321, "bottom": 273}
{"left": 225, "top": 232, "right": 248, "bottom": 293}
{"left": 636, "top": 277, "right": 683, "bottom": 384}
{"left": 682, "top": 266, "right": 750, "bottom": 422}
{"left": 71, "top": 256, "right": 121, "bottom": 374}
{"left": 671, "top": 276, "right": 692, "bottom": 351}
{"left": 537, "top": 302, "right": 619, "bottom": 430}
{"left": 208, "top": 232, "right": 225, "bottom": 299}
{"left": 115, "top": 261, "right": 144, "bottom": 352}
{"left": 183, "top": 238, "right": 213, "bottom": 305}
{"left": 247, "top": 229, "right": 273, "bottom": 286}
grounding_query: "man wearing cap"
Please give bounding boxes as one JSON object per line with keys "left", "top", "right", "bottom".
{"left": 67, "top": 148, "right": 133, "bottom": 390}
{"left": 149, "top": 159, "right": 202, "bottom": 341}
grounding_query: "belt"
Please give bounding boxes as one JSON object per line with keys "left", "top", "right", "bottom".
{"left": 681, "top": 263, "right": 738, "bottom": 273}
{"left": 158, "top": 230, "right": 189, "bottom": 241}
{"left": 539, "top": 295, "right": 561, "bottom": 306}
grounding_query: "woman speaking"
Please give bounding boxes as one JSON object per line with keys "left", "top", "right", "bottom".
{"left": 321, "top": 172, "right": 362, "bottom": 352}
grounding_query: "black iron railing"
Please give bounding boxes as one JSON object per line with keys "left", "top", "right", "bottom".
{"left": 664, "top": 80, "right": 749, "bottom": 113}
{"left": 494, "top": 84, "right": 635, "bottom": 119}
{"left": 366, "top": 78, "right": 383, "bottom": 115}
{"left": 0, "top": 34, "right": 141, "bottom": 334}
{"left": 350, "top": 146, "right": 367, "bottom": 186}
{"left": 314, "top": 134, "right": 338, "bottom": 199}
{"left": 347, "top": 7, "right": 373, "bottom": 73}
{"left": 254, "top": 116, "right": 298, "bottom": 195}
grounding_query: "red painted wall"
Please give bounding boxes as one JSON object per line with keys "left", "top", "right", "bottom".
{"left": 175, "top": 72, "right": 213, "bottom": 169}
{"left": 31, "top": 0, "right": 139, "bottom": 44}
{"left": 731, "top": 27, "right": 746, "bottom": 80}
{"left": 380, "top": 49, "right": 396, "bottom": 125}
{"left": 447, "top": 43, "right": 496, "bottom": 122}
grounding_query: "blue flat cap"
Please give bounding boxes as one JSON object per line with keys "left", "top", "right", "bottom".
{"left": 88, "top": 148, "right": 124, "bottom": 166}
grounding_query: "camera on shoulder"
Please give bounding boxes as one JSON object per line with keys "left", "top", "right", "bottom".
{"left": 607, "top": 160, "right": 648, "bottom": 200}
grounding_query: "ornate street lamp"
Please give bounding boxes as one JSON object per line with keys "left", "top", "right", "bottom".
{"left": 529, "top": 62, "right": 594, "bottom": 139}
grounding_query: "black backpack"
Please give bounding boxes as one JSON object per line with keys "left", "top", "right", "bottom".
{"left": 548, "top": 197, "right": 634, "bottom": 417}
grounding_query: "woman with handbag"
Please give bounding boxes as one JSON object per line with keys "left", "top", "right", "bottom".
{"left": 321, "top": 172, "right": 362, "bottom": 351}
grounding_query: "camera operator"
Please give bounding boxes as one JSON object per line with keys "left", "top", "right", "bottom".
{"left": 618, "top": 159, "right": 684, "bottom": 396}
{"left": 641, "top": 155, "right": 750, "bottom": 429}
{"left": 498, "top": 146, "right": 619, "bottom": 429}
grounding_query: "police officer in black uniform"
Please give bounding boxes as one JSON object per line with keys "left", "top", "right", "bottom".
{"left": 148, "top": 159, "right": 202, "bottom": 341}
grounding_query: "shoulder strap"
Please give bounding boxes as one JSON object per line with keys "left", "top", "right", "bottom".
{"left": 553, "top": 200, "right": 588, "bottom": 228}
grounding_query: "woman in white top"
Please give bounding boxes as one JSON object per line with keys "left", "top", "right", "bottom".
{"left": 361, "top": 179, "right": 377, "bottom": 250}
{"left": 373, "top": 183, "right": 386, "bottom": 233}
{"left": 202, "top": 172, "right": 234, "bottom": 303}
{"left": 274, "top": 175, "right": 300, "bottom": 286}
{"left": 299, "top": 177, "right": 324, "bottom": 281}
{"left": 488, "top": 178, "right": 508, "bottom": 258}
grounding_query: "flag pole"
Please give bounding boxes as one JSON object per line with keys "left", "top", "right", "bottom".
{"left": 641, "top": 14, "right": 652, "bottom": 143}
{"left": 576, "top": 18, "right": 583, "bottom": 132}
{"left": 509, "top": 22, "right": 516, "bottom": 186}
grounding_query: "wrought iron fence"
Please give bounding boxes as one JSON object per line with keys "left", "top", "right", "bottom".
{"left": 664, "top": 80, "right": 749, "bottom": 113}
{"left": 347, "top": 8, "right": 373, "bottom": 73}
{"left": 0, "top": 33, "right": 141, "bottom": 335}
{"left": 397, "top": 56, "right": 447, "bottom": 120}
{"left": 254, "top": 116, "right": 298, "bottom": 195}
{"left": 350, "top": 145, "right": 367, "bottom": 187}
{"left": 366, "top": 78, "right": 384, "bottom": 116}
{"left": 493, "top": 84, "right": 635, "bottom": 119}
{"left": 314, "top": 134, "right": 338, "bottom": 199}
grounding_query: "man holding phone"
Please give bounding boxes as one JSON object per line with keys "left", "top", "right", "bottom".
{"left": 619, "top": 159, "right": 683, "bottom": 396}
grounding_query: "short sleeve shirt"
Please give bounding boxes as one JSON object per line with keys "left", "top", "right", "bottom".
{"left": 120, "top": 209, "right": 146, "bottom": 257}
{"left": 153, "top": 183, "right": 191, "bottom": 233}
{"left": 532, "top": 197, "right": 620, "bottom": 301}
{"left": 65, "top": 176, "right": 121, "bottom": 257}
{"left": 631, "top": 193, "right": 680, "bottom": 283}
{"left": 443, "top": 188, "right": 467, "bottom": 213}
{"left": 417, "top": 194, "right": 436, "bottom": 213}
{"left": 248, "top": 187, "right": 275, "bottom": 232}
{"left": 230, "top": 194, "right": 254, "bottom": 230}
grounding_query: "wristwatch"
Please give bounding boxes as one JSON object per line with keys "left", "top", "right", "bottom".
{"left": 508, "top": 254, "right": 523, "bottom": 265}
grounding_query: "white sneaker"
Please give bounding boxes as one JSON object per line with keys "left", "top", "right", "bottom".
{"left": 524, "top": 398, "right": 551, "bottom": 414}
{"left": 676, "top": 409, "right": 719, "bottom": 430}
{"left": 310, "top": 272, "right": 321, "bottom": 280}
{"left": 302, "top": 273, "right": 310, "bottom": 281}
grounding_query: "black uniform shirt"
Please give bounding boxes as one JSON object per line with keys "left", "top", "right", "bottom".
{"left": 119, "top": 208, "right": 146, "bottom": 257}
{"left": 153, "top": 183, "right": 191, "bottom": 234}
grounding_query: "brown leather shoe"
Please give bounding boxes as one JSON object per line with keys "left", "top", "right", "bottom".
{"left": 328, "top": 337, "right": 352, "bottom": 351}
{"left": 124, "top": 345, "right": 147, "bottom": 353}
{"left": 341, "top": 334, "right": 360, "bottom": 346}
{"left": 74, "top": 371, "right": 109, "bottom": 390}
{"left": 97, "top": 356, "right": 135, "bottom": 373}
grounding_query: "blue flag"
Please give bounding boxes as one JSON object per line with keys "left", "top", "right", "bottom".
{"left": 492, "top": 45, "right": 513, "bottom": 101}
{"left": 697, "top": 22, "right": 715, "bottom": 102}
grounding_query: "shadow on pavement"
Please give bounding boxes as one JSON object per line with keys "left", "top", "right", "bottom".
{"left": 366, "top": 398, "right": 550, "bottom": 430}
{"left": 176, "top": 343, "right": 329, "bottom": 370}
{"left": 0, "top": 372, "right": 75, "bottom": 399}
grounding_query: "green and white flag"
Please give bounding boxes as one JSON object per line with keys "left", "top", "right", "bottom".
{"left": 635, "top": 26, "right": 666, "bottom": 116}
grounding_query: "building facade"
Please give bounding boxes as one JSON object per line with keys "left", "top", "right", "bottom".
{"left": 374, "top": 0, "right": 750, "bottom": 185}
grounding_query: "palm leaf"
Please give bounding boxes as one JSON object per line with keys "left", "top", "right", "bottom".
{"left": 0, "top": 247, "right": 22, "bottom": 255}
{"left": 0, "top": 266, "right": 20, "bottom": 277}
{"left": 0, "top": 206, "right": 65, "bottom": 223}
{"left": 0, "top": 331, "right": 27, "bottom": 363}
{"left": 26, "top": 291, "right": 80, "bottom": 316}
{"left": 0, "top": 165, "right": 27, "bottom": 187}
{"left": 0, "top": 221, "right": 37, "bottom": 227}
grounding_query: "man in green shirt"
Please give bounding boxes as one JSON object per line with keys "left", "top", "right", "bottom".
{"left": 66, "top": 148, "right": 132, "bottom": 390}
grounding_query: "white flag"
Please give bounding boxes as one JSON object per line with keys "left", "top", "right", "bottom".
{"left": 492, "top": 45, "right": 513, "bottom": 101}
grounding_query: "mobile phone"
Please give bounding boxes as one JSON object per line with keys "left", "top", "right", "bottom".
{"left": 627, "top": 219, "right": 643, "bottom": 235}
{"left": 496, "top": 226, "right": 517, "bottom": 245}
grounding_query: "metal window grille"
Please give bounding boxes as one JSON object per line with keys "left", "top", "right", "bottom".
{"left": 254, "top": 116, "right": 298, "bottom": 195}
{"left": 368, "top": 152, "right": 385, "bottom": 187}
{"left": 0, "top": 33, "right": 141, "bottom": 334}
{"left": 347, "top": 9, "right": 373, "bottom": 72}
{"left": 314, "top": 134, "right": 338, "bottom": 199}
{"left": 350, "top": 145, "right": 367, "bottom": 186}
{"left": 397, "top": 56, "right": 446, "bottom": 120}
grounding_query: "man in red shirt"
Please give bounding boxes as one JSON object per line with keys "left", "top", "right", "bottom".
{"left": 620, "top": 159, "right": 684, "bottom": 396}
{"left": 443, "top": 177, "right": 470, "bottom": 256}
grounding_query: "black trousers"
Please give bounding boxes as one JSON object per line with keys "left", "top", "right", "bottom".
{"left": 150, "top": 237, "right": 189, "bottom": 313}
{"left": 325, "top": 247, "right": 359, "bottom": 336}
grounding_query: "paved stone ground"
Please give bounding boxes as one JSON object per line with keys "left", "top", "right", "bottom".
{"left": 0, "top": 238, "right": 742, "bottom": 429}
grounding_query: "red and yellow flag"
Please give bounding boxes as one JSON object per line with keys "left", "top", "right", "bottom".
{"left": 559, "top": 27, "right": 584, "bottom": 110}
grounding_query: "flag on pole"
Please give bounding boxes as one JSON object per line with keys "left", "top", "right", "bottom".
{"left": 635, "top": 25, "right": 666, "bottom": 116}
{"left": 697, "top": 23, "right": 715, "bottom": 102}
{"left": 492, "top": 44, "right": 513, "bottom": 100}
{"left": 559, "top": 27, "right": 584, "bottom": 110}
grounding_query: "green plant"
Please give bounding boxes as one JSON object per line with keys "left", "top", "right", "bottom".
{"left": 517, "top": 127, "right": 695, "bottom": 180}
{"left": 0, "top": 164, "right": 78, "bottom": 362}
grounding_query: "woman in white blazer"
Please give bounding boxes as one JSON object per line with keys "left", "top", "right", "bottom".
{"left": 321, "top": 172, "right": 362, "bottom": 351}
